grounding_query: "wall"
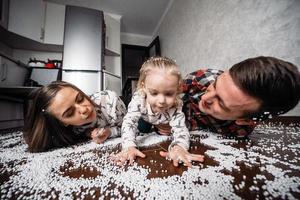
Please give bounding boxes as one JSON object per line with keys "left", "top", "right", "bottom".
{"left": 121, "top": 33, "right": 152, "bottom": 46}
{"left": 156, "top": 0, "right": 300, "bottom": 116}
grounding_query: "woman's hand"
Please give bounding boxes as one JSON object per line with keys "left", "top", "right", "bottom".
{"left": 160, "top": 145, "right": 204, "bottom": 167}
{"left": 110, "top": 146, "right": 146, "bottom": 166}
{"left": 90, "top": 128, "right": 111, "bottom": 144}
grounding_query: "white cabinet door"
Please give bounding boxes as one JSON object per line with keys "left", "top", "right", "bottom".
{"left": 103, "top": 71, "right": 121, "bottom": 96}
{"left": 8, "top": 0, "right": 45, "bottom": 42}
{"left": 0, "top": 56, "right": 29, "bottom": 87}
{"left": 104, "top": 14, "right": 121, "bottom": 55}
{"left": 62, "top": 71, "right": 102, "bottom": 96}
{"left": 44, "top": 2, "right": 65, "bottom": 45}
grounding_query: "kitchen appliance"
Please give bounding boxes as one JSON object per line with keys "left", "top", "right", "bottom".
{"left": 62, "top": 5, "right": 105, "bottom": 95}
{"left": 29, "top": 67, "right": 60, "bottom": 86}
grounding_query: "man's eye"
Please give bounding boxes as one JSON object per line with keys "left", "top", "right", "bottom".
{"left": 218, "top": 102, "right": 229, "bottom": 112}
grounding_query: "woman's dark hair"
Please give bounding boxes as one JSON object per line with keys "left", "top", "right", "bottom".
{"left": 23, "top": 81, "right": 91, "bottom": 152}
{"left": 229, "top": 56, "right": 300, "bottom": 120}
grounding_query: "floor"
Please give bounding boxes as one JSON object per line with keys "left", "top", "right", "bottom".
{"left": 0, "top": 117, "right": 299, "bottom": 199}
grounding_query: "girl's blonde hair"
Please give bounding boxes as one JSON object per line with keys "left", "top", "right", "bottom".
{"left": 137, "top": 57, "right": 183, "bottom": 105}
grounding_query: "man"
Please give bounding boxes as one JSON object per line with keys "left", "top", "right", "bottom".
{"left": 181, "top": 56, "right": 300, "bottom": 139}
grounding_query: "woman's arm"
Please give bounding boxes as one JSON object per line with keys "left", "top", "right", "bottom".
{"left": 104, "top": 91, "right": 127, "bottom": 138}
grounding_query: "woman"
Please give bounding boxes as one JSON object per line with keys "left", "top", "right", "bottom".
{"left": 24, "top": 81, "right": 126, "bottom": 152}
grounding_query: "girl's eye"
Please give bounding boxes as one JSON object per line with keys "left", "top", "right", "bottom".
{"left": 165, "top": 92, "right": 175, "bottom": 97}
{"left": 150, "top": 92, "right": 158, "bottom": 96}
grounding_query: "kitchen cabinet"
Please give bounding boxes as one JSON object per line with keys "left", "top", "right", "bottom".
{"left": 44, "top": 2, "right": 65, "bottom": 45}
{"left": 104, "top": 56, "right": 121, "bottom": 96}
{"left": 8, "top": 0, "right": 45, "bottom": 43}
{"left": 8, "top": 0, "right": 65, "bottom": 45}
{"left": 0, "top": 55, "right": 29, "bottom": 87}
{"left": 103, "top": 70, "right": 121, "bottom": 96}
{"left": 0, "top": 0, "right": 9, "bottom": 29}
{"left": 0, "top": 55, "right": 30, "bottom": 130}
{"left": 103, "top": 14, "right": 122, "bottom": 95}
{"left": 104, "top": 14, "right": 121, "bottom": 55}
{"left": 0, "top": 99, "right": 24, "bottom": 129}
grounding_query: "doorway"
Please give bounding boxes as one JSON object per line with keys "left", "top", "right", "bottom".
{"left": 121, "top": 36, "right": 161, "bottom": 106}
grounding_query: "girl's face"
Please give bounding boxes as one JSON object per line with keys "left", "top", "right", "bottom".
{"left": 48, "top": 87, "right": 97, "bottom": 126}
{"left": 143, "top": 68, "right": 179, "bottom": 113}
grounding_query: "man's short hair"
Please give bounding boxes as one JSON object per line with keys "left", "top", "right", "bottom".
{"left": 229, "top": 56, "right": 300, "bottom": 120}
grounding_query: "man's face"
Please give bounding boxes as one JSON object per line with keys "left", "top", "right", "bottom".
{"left": 198, "top": 71, "right": 262, "bottom": 120}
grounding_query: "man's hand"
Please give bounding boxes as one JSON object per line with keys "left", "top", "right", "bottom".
{"left": 110, "top": 146, "right": 146, "bottom": 166}
{"left": 90, "top": 128, "right": 111, "bottom": 144}
{"left": 160, "top": 145, "right": 204, "bottom": 167}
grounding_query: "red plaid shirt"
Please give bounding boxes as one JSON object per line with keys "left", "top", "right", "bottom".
{"left": 181, "top": 69, "right": 255, "bottom": 138}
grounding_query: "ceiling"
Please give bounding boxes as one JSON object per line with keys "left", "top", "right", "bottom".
{"left": 47, "top": 0, "right": 171, "bottom": 36}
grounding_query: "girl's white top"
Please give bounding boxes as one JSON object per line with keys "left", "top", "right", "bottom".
{"left": 122, "top": 90, "right": 190, "bottom": 150}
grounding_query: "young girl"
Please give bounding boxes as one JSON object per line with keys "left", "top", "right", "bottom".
{"left": 112, "top": 57, "right": 204, "bottom": 167}
{"left": 24, "top": 81, "right": 126, "bottom": 152}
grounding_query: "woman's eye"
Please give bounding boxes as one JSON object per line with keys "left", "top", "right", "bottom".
{"left": 76, "top": 94, "right": 84, "bottom": 103}
{"left": 66, "top": 110, "right": 74, "bottom": 117}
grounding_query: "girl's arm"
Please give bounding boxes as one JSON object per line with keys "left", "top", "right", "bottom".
{"left": 121, "top": 92, "right": 143, "bottom": 149}
{"left": 111, "top": 91, "right": 146, "bottom": 166}
{"left": 168, "top": 108, "right": 190, "bottom": 151}
{"left": 161, "top": 107, "right": 204, "bottom": 167}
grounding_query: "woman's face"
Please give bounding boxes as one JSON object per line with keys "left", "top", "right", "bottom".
{"left": 48, "top": 87, "right": 96, "bottom": 126}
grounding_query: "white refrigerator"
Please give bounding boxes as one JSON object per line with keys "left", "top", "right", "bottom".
{"left": 62, "top": 5, "right": 105, "bottom": 95}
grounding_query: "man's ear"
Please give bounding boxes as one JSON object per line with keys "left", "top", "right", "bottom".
{"left": 235, "top": 119, "right": 256, "bottom": 126}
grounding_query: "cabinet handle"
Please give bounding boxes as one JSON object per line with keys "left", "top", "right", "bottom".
{"left": 40, "top": 28, "right": 45, "bottom": 41}
{"left": 1, "top": 63, "right": 7, "bottom": 81}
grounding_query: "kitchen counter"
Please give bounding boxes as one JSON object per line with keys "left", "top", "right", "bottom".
{"left": 0, "top": 86, "right": 39, "bottom": 100}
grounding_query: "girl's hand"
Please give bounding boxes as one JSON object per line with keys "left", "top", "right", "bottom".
{"left": 90, "top": 128, "right": 111, "bottom": 144}
{"left": 160, "top": 145, "right": 204, "bottom": 167}
{"left": 110, "top": 146, "right": 146, "bottom": 166}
